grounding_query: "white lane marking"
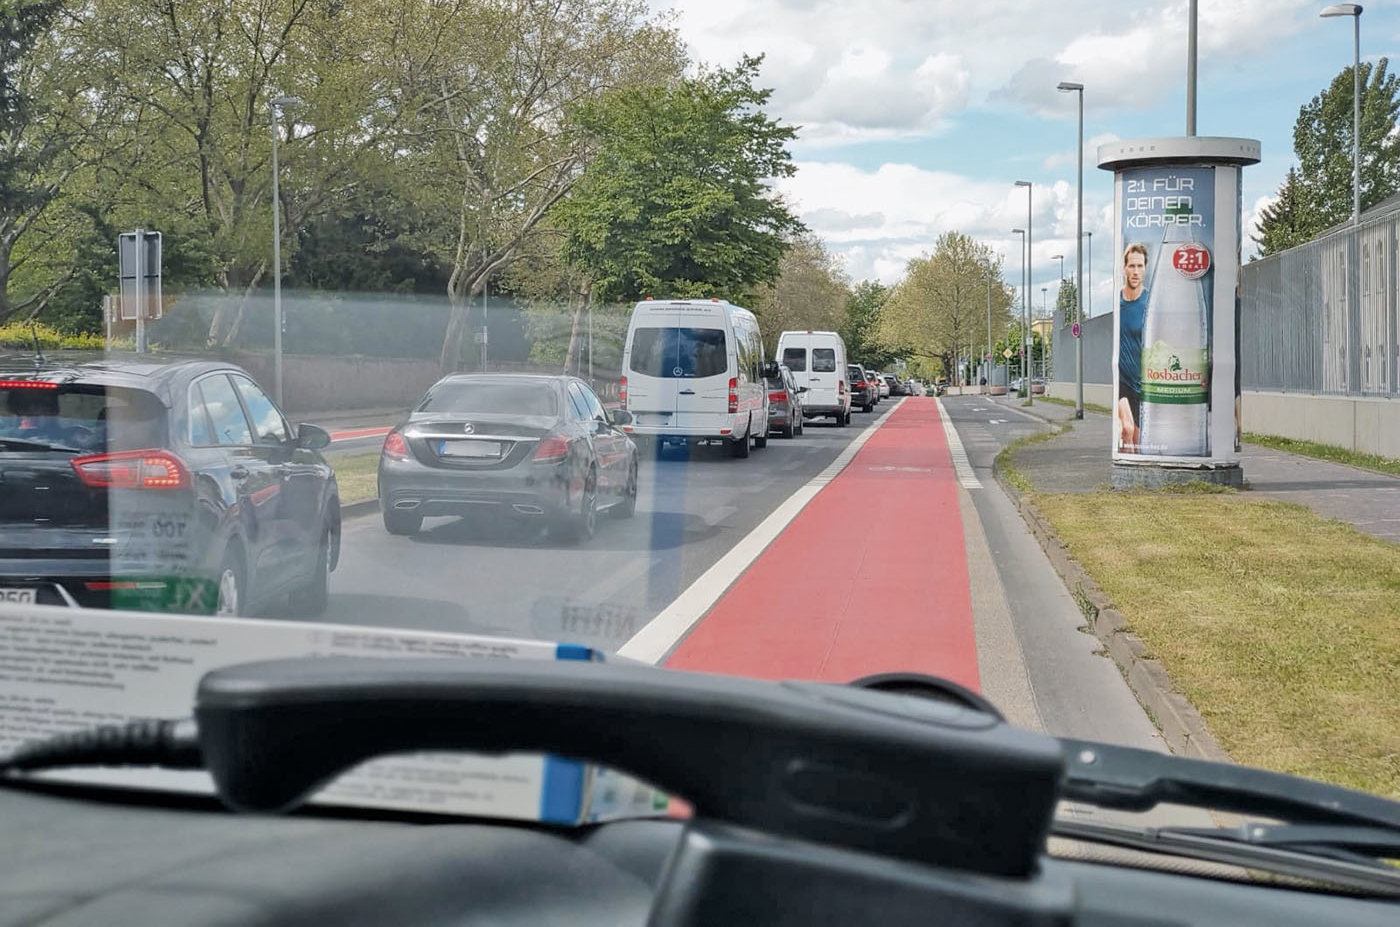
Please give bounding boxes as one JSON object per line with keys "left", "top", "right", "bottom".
{"left": 935, "top": 397, "right": 982, "bottom": 490}
{"left": 616, "top": 399, "right": 904, "bottom": 665}
{"left": 989, "top": 419, "right": 1006, "bottom": 425}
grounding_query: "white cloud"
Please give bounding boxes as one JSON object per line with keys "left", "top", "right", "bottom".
{"left": 1243, "top": 194, "right": 1276, "bottom": 259}
{"left": 1043, "top": 132, "right": 1121, "bottom": 170}
{"left": 779, "top": 161, "right": 1114, "bottom": 285}
{"left": 998, "top": 1, "right": 1305, "bottom": 115}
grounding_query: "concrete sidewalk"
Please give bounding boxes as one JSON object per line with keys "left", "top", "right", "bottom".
{"left": 990, "top": 396, "right": 1400, "bottom": 546}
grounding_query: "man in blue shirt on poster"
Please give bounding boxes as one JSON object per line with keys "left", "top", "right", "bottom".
{"left": 1117, "top": 243, "right": 1149, "bottom": 453}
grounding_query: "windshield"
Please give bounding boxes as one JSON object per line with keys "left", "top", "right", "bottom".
{"left": 418, "top": 381, "right": 559, "bottom": 417}
{"left": 628, "top": 327, "right": 729, "bottom": 378}
{"left": 2, "top": 0, "right": 1399, "bottom": 890}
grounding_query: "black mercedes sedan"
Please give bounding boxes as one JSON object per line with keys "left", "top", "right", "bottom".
{"left": 0, "top": 358, "right": 340, "bottom": 616}
{"left": 377, "top": 374, "right": 638, "bottom": 542}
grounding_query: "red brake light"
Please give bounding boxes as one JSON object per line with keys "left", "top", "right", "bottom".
{"left": 768, "top": 390, "right": 787, "bottom": 403}
{"left": 533, "top": 433, "right": 570, "bottom": 462}
{"left": 619, "top": 375, "right": 628, "bottom": 406}
{"left": 728, "top": 377, "right": 739, "bottom": 414}
{"left": 839, "top": 380, "right": 847, "bottom": 394}
{"left": 0, "top": 379, "right": 58, "bottom": 389}
{"left": 382, "top": 430, "right": 409, "bottom": 461}
{"left": 71, "top": 450, "right": 189, "bottom": 490}
{"left": 856, "top": 380, "right": 867, "bottom": 389}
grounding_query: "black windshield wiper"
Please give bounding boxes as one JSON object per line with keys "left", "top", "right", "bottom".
{"left": 0, "top": 437, "right": 81, "bottom": 453}
{"left": 1052, "top": 818, "right": 1400, "bottom": 896}
{"left": 1059, "top": 737, "right": 1400, "bottom": 832}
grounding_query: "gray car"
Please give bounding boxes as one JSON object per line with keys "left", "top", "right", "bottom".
{"left": 377, "top": 374, "right": 638, "bottom": 542}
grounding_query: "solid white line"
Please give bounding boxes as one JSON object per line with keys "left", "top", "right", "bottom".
{"left": 935, "top": 397, "right": 982, "bottom": 490}
{"left": 615, "top": 399, "right": 904, "bottom": 665}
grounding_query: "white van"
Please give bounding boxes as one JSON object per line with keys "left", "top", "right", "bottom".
{"left": 620, "top": 299, "right": 771, "bottom": 458}
{"left": 775, "top": 331, "right": 851, "bottom": 426}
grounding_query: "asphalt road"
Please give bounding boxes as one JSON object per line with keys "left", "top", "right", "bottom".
{"left": 319, "top": 406, "right": 899, "bottom": 650}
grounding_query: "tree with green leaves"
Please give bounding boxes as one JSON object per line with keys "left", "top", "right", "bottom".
{"left": 1054, "top": 278, "right": 1078, "bottom": 327}
{"left": 876, "top": 233, "right": 1014, "bottom": 382}
{"left": 1256, "top": 59, "right": 1400, "bottom": 255}
{"left": 752, "top": 234, "right": 850, "bottom": 352}
{"left": 841, "top": 280, "right": 900, "bottom": 370}
{"left": 556, "top": 55, "right": 803, "bottom": 305}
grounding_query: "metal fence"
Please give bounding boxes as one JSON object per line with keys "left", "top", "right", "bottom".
{"left": 1053, "top": 209, "right": 1400, "bottom": 398}
{"left": 1240, "top": 210, "right": 1398, "bottom": 397}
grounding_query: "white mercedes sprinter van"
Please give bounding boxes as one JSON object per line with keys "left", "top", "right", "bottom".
{"left": 620, "top": 299, "right": 772, "bottom": 458}
{"left": 775, "top": 330, "right": 851, "bottom": 426}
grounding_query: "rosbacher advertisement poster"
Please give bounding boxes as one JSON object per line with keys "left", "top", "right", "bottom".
{"left": 1114, "top": 166, "right": 1216, "bottom": 458}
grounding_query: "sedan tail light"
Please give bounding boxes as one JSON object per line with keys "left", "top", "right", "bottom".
{"left": 728, "top": 377, "right": 739, "bottom": 414}
{"left": 768, "top": 390, "right": 788, "bottom": 404}
{"left": 71, "top": 449, "right": 190, "bottom": 490}
{"left": 382, "top": 430, "right": 410, "bottom": 461}
{"left": 533, "top": 433, "right": 570, "bottom": 463}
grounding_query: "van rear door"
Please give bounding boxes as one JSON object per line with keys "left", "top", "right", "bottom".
{"left": 625, "top": 309, "right": 731, "bottom": 432}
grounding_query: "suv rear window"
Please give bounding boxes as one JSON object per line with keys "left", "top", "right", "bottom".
{"left": 780, "top": 347, "right": 806, "bottom": 372}
{"left": 812, "top": 348, "right": 837, "bottom": 372}
{"left": 419, "top": 381, "right": 559, "bottom": 416}
{"left": 629, "top": 327, "right": 728, "bottom": 379}
{"left": 0, "top": 383, "right": 166, "bottom": 453}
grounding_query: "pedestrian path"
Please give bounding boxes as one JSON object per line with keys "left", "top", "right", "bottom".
{"left": 991, "top": 396, "right": 1400, "bottom": 545}
{"left": 665, "top": 398, "right": 979, "bottom": 689}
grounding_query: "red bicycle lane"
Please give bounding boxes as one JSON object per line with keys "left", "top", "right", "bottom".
{"left": 665, "top": 398, "right": 978, "bottom": 690}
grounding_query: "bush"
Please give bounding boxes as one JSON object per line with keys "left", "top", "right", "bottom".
{"left": 0, "top": 322, "right": 131, "bottom": 352}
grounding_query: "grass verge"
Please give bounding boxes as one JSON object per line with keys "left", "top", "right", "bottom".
{"left": 994, "top": 423, "right": 1069, "bottom": 493}
{"left": 1030, "top": 489, "right": 1400, "bottom": 799}
{"left": 331, "top": 452, "right": 379, "bottom": 505}
{"left": 1244, "top": 431, "right": 1400, "bottom": 479}
{"left": 1037, "top": 395, "right": 1115, "bottom": 416}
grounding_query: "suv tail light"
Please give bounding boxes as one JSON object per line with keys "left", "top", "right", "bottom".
{"left": 768, "top": 390, "right": 787, "bottom": 404}
{"left": 728, "top": 377, "right": 739, "bottom": 414}
{"left": 619, "top": 376, "right": 628, "bottom": 406}
{"left": 71, "top": 450, "right": 190, "bottom": 490}
{"left": 856, "top": 380, "right": 867, "bottom": 389}
{"left": 533, "top": 433, "right": 570, "bottom": 463}
{"left": 382, "top": 430, "right": 410, "bottom": 461}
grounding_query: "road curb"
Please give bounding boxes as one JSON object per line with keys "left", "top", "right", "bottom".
{"left": 994, "top": 399, "right": 1060, "bottom": 427}
{"left": 341, "top": 498, "right": 380, "bottom": 519}
{"left": 991, "top": 457, "right": 1231, "bottom": 764}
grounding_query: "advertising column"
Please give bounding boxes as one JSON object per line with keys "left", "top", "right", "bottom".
{"left": 1098, "top": 138, "right": 1259, "bottom": 488}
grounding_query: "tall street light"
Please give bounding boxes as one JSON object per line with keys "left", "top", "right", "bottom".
{"left": 1012, "top": 228, "right": 1026, "bottom": 388}
{"left": 1321, "top": 4, "right": 1364, "bottom": 224}
{"left": 1059, "top": 79, "right": 1085, "bottom": 418}
{"left": 1041, "top": 286, "right": 1048, "bottom": 381}
{"left": 1083, "top": 231, "right": 1093, "bottom": 318}
{"left": 1014, "top": 180, "right": 1033, "bottom": 403}
{"left": 270, "top": 94, "right": 302, "bottom": 407}
{"left": 1052, "top": 254, "right": 1064, "bottom": 280}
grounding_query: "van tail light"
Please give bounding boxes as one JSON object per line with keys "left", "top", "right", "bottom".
{"left": 728, "top": 378, "right": 739, "bottom": 414}
{"left": 533, "top": 433, "right": 570, "bottom": 463}
{"left": 839, "top": 379, "right": 847, "bottom": 395}
{"left": 382, "top": 430, "right": 410, "bottom": 461}
{"left": 619, "top": 375, "right": 628, "bottom": 406}
{"left": 768, "top": 390, "right": 787, "bottom": 404}
{"left": 71, "top": 450, "right": 190, "bottom": 490}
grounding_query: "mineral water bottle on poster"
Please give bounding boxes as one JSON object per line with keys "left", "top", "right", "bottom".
{"left": 1138, "top": 223, "right": 1211, "bottom": 456}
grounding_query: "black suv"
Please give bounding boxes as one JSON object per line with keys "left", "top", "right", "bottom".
{"left": 0, "top": 358, "right": 340, "bottom": 616}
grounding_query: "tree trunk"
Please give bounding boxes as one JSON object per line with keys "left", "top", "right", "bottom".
{"left": 563, "top": 286, "right": 586, "bottom": 374}
{"left": 206, "top": 263, "right": 268, "bottom": 347}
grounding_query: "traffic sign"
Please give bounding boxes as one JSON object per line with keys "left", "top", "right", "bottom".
{"left": 118, "top": 230, "right": 162, "bottom": 321}
{"left": 1072, "top": 322, "right": 1081, "bottom": 338}
{"left": 1002, "top": 348, "right": 1013, "bottom": 359}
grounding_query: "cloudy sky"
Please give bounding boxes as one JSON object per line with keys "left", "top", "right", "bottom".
{"left": 654, "top": 0, "right": 1400, "bottom": 317}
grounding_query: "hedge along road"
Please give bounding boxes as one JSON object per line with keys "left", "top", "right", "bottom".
{"left": 315, "top": 404, "right": 903, "bottom": 650}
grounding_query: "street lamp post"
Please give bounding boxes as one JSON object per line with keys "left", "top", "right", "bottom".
{"left": 1012, "top": 228, "right": 1026, "bottom": 388}
{"left": 1321, "top": 4, "right": 1364, "bottom": 225}
{"left": 1015, "top": 180, "right": 1033, "bottom": 403}
{"left": 1040, "top": 286, "right": 1048, "bottom": 380}
{"left": 1083, "top": 231, "right": 1093, "bottom": 318}
{"left": 1052, "top": 254, "right": 1064, "bottom": 280}
{"left": 1059, "top": 80, "right": 1085, "bottom": 418}
{"left": 269, "top": 94, "right": 302, "bottom": 408}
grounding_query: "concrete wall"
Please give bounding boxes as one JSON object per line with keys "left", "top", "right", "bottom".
{"left": 1047, "top": 380, "right": 1400, "bottom": 458}
{"left": 228, "top": 352, "right": 443, "bottom": 415}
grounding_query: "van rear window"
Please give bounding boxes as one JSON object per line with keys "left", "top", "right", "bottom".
{"left": 629, "top": 328, "right": 728, "bottom": 379}
{"left": 781, "top": 348, "right": 806, "bottom": 372}
{"left": 812, "top": 349, "right": 837, "bottom": 372}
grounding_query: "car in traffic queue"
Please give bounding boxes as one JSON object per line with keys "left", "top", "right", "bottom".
{"left": 774, "top": 330, "right": 851, "bottom": 426}
{"left": 377, "top": 374, "right": 638, "bottom": 542}
{"left": 0, "top": 357, "right": 340, "bottom": 617}
{"left": 765, "top": 364, "right": 806, "bottom": 438}
{"left": 876, "top": 374, "right": 892, "bottom": 399}
{"left": 620, "top": 298, "right": 772, "bottom": 458}
{"left": 847, "top": 364, "right": 876, "bottom": 412}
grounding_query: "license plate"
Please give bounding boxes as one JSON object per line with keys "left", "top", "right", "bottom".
{"left": 438, "top": 440, "right": 502, "bottom": 458}
{"left": 0, "top": 588, "right": 37, "bottom": 605}
{"left": 638, "top": 413, "right": 671, "bottom": 425}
